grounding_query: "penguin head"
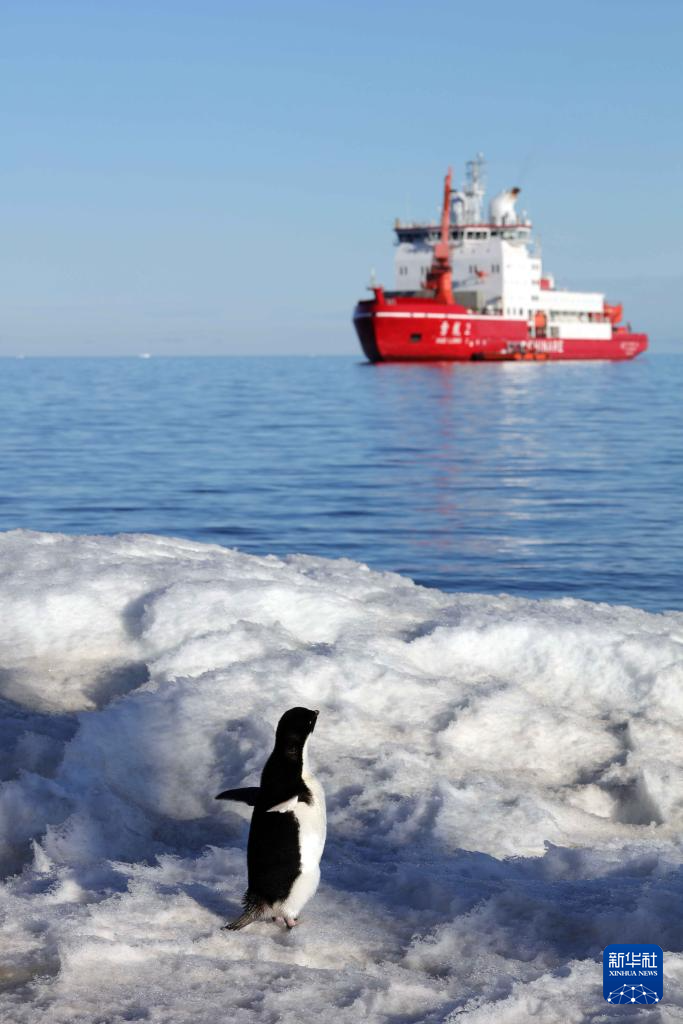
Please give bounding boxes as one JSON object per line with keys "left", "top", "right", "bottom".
{"left": 275, "top": 707, "right": 319, "bottom": 749}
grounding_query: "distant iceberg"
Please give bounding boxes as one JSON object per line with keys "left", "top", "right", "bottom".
{"left": 0, "top": 531, "right": 681, "bottom": 1020}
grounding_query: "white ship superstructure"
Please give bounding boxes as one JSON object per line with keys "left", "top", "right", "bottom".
{"left": 394, "top": 155, "right": 612, "bottom": 343}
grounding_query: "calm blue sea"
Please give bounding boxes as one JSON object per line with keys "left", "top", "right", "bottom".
{"left": 1, "top": 355, "right": 681, "bottom": 611}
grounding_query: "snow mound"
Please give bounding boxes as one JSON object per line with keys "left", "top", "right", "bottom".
{"left": 0, "top": 530, "right": 682, "bottom": 1022}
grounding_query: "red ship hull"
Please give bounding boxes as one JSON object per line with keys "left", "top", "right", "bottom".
{"left": 354, "top": 294, "right": 648, "bottom": 362}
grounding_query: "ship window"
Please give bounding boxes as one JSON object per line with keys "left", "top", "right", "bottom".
{"left": 410, "top": 333, "right": 422, "bottom": 343}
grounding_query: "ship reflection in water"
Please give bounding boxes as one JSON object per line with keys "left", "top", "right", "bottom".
{"left": 362, "top": 354, "right": 675, "bottom": 607}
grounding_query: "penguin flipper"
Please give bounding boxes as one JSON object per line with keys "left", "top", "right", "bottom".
{"left": 266, "top": 795, "right": 299, "bottom": 813}
{"left": 215, "top": 786, "right": 260, "bottom": 805}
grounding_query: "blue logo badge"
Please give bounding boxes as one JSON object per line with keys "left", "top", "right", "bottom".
{"left": 603, "top": 944, "right": 663, "bottom": 1004}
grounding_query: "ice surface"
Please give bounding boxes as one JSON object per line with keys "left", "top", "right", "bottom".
{"left": 0, "top": 530, "right": 682, "bottom": 1022}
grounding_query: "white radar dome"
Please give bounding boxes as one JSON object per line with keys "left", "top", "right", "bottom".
{"left": 489, "top": 187, "right": 521, "bottom": 225}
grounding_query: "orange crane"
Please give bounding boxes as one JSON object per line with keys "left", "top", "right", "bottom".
{"left": 424, "top": 168, "right": 455, "bottom": 305}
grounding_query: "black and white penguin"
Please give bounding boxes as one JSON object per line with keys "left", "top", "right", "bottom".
{"left": 216, "top": 707, "right": 326, "bottom": 930}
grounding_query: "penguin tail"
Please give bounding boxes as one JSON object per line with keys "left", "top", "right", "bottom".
{"left": 224, "top": 908, "right": 259, "bottom": 931}
{"left": 223, "top": 892, "right": 265, "bottom": 931}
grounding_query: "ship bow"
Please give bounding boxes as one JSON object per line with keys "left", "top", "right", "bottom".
{"left": 353, "top": 302, "right": 382, "bottom": 362}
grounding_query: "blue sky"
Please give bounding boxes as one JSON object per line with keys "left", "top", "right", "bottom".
{"left": 1, "top": 0, "right": 681, "bottom": 354}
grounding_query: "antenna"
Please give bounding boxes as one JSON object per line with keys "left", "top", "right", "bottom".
{"left": 464, "top": 153, "right": 486, "bottom": 224}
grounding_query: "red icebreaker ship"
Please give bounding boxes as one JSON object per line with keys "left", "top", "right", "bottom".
{"left": 353, "top": 155, "right": 648, "bottom": 362}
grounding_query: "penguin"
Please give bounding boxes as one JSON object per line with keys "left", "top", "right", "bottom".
{"left": 216, "top": 707, "right": 326, "bottom": 930}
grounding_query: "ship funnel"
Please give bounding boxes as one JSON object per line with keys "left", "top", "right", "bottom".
{"left": 489, "top": 187, "right": 521, "bottom": 226}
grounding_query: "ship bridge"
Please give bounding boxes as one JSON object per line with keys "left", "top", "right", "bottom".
{"left": 395, "top": 222, "right": 532, "bottom": 244}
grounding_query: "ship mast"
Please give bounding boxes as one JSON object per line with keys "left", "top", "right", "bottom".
{"left": 424, "top": 168, "right": 455, "bottom": 305}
